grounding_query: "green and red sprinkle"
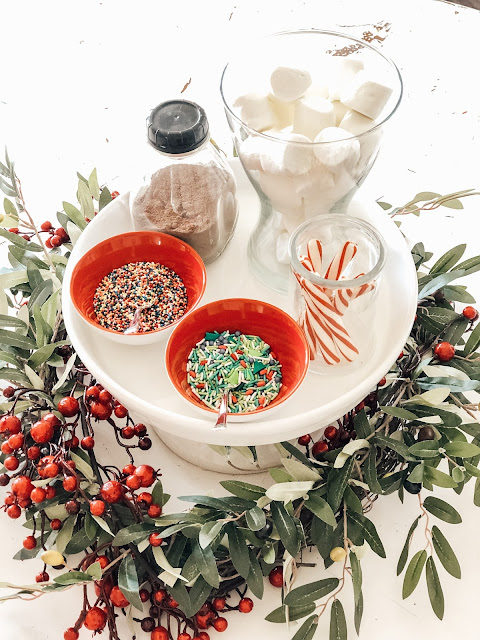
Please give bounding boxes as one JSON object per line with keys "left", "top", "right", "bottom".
{"left": 187, "top": 331, "right": 282, "bottom": 412}
{"left": 93, "top": 261, "right": 188, "bottom": 333}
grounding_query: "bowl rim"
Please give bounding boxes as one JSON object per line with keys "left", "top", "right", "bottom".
{"left": 69, "top": 230, "right": 207, "bottom": 338}
{"left": 164, "top": 297, "right": 310, "bottom": 416}
{"left": 288, "top": 214, "right": 387, "bottom": 288}
{"left": 220, "top": 28, "right": 403, "bottom": 144}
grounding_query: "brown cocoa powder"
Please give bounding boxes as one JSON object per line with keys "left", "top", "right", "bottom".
{"left": 131, "top": 163, "right": 237, "bottom": 264}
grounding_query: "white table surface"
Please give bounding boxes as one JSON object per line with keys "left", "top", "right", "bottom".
{"left": 1, "top": 1, "right": 480, "bottom": 638}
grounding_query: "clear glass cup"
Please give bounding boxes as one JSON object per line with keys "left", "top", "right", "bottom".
{"left": 220, "top": 29, "right": 402, "bottom": 292}
{"left": 289, "top": 214, "right": 386, "bottom": 374}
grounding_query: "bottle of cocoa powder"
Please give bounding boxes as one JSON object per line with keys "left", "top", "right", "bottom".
{"left": 131, "top": 100, "right": 238, "bottom": 264}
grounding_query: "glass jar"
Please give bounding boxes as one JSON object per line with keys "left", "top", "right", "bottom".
{"left": 289, "top": 214, "right": 386, "bottom": 374}
{"left": 131, "top": 100, "right": 238, "bottom": 264}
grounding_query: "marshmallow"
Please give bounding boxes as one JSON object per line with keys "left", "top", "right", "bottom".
{"left": 260, "top": 132, "right": 314, "bottom": 176}
{"left": 257, "top": 171, "right": 302, "bottom": 214}
{"left": 233, "top": 93, "right": 275, "bottom": 131}
{"left": 328, "top": 57, "right": 364, "bottom": 101}
{"left": 296, "top": 163, "right": 335, "bottom": 198}
{"left": 340, "top": 70, "right": 393, "bottom": 120}
{"left": 270, "top": 66, "right": 312, "bottom": 102}
{"left": 332, "top": 101, "right": 349, "bottom": 126}
{"left": 339, "top": 109, "right": 375, "bottom": 136}
{"left": 293, "top": 95, "right": 335, "bottom": 140}
{"left": 282, "top": 208, "right": 305, "bottom": 234}
{"left": 238, "top": 136, "right": 265, "bottom": 170}
{"left": 276, "top": 232, "right": 291, "bottom": 264}
{"left": 268, "top": 94, "right": 295, "bottom": 129}
{"left": 313, "top": 127, "right": 360, "bottom": 173}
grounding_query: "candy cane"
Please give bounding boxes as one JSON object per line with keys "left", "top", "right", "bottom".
{"left": 307, "top": 239, "right": 323, "bottom": 274}
{"left": 324, "top": 241, "right": 358, "bottom": 280}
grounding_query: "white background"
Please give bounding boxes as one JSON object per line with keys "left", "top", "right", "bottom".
{"left": 1, "top": 0, "right": 480, "bottom": 638}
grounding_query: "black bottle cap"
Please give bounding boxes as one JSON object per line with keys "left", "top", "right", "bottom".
{"left": 147, "top": 100, "right": 209, "bottom": 154}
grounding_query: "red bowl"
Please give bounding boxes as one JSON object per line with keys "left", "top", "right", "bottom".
{"left": 165, "top": 298, "right": 309, "bottom": 419}
{"left": 70, "top": 231, "right": 207, "bottom": 344}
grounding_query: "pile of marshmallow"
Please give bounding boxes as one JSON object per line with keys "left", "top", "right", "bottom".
{"left": 233, "top": 57, "right": 393, "bottom": 263}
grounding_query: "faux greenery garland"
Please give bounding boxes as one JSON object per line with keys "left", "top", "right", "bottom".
{"left": 0, "top": 150, "right": 480, "bottom": 640}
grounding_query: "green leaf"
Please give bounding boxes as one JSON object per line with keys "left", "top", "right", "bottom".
{"left": 64, "top": 528, "right": 92, "bottom": 555}
{"left": 62, "top": 201, "right": 87, "bottom": 230}
{"left": 311, "top": 515, "right": 334, "bottom": 560}
{"left": 0, "top": 329, "right": 36, "bottom": 351}
{"left": 327, "top": 456, "right": 354, "bottom": 513}
{"left": 151, "top": 480, "right": 164, "bottom": 507}
{"left": 417, "top": 377, "right": 480, "bottom": 392}
{"left": 55, "top": 515, "right": 76, "bottom": 554}
{"left": 0, "top": 268, "right": 28, "bottom": 290}
{"left": 284, "top": 578, "right": 339, "bottom": 607}
{"left": 426, "top": 556, "right": 444, "bottom": 619}
{"left": 28, "top": 340, "right": 69, "bottom": 368}
{"left": 431, "top": 525, "right": 461, "bottom": 578}
{"left": 304, "top": 492, "right": 337, "bottom": 527}
{"left": 88, "top": 168, "right": 100, "bottom": 200}
{"left": 227, "top": 524, "right": 251, "bottom": 578}
{"left": 418, "top": 270, "right": 466, "bottom": 300}
{"left": 407, "top": 463, "right": 425, "bottom": 483}
{"left": 271, "top": 501, "right": 300, "bottom": 557}
{"left": 409, "top": 441, "right": 441, "bottom": 458}
{"left": 347, "top": 511, "right": 385, "bottom": 558}
{"left": 220, "top": 479, "right": 266, "bottom": 501}
{"left": 444, "top": 441, "right": 480, "bottom": 458}
{"left": 245, "top": 506, "right": 267, "bottom": 531}
{"left": 353, "top": 409, "right": 373, "bottom": 438}
{"left": 291, "top": 615, "right": 318, "bottom": 640}
{"left": 198, "top": 521, "right": 223, "bottom": 549}
{"left": 423, "top": 496, "right": 462, "bottom": 523}
{"left": 380, "top": 406, "right": 418, "bottom": 420}
{"left": 192, "top": 543, "right": 220, "bottom": 588}
{"left": 186, "top": 576, "right": 211, "bottom": 617}
{"left": 430, "top": 244, "right": 466, "bottom": 274}
{"left": 0, "top": 351, "right": 20, "bottom": 368}
{"left": 474, "top": 477, "right": 480, "bottom": 507}
{"left": 403, "top": 550, "right": 427, "bottom": 599}
{"left": 0, "top": 314, "right": 27, "bottom": 330}
{"left": 443, "top": 285, "right": 475, "bottom": 304}
{"left": 85, "top": 561, "right": 102, "bottom": 580}
{"left": 33, "top": 305, "right": 52, "bottom": 348}
{"left": 168, "top": 582, "right": 191, "bottom": 613}
{"left": 77, "top": 179, "right": 95, "bottom": 221}
{"left": 454, "top": 255, "right": 480, "bottom": 277}
{"left": 441, "top": 198, "right": 464, "bottom": 210}
{"left": 397, "top": 516, "right": 421, "bottom": 575}
{"left": 0, "top": 368, "right": 31, "bottom": 385}
{"left": 84, "top": 512, "right": 98, "bottom": 541}
{"left": 53, "top": 571, "right": 92, "bottom": 586}
{"left": 178, "top": 494, "right": 255, "bottom": 512}
{"left": 374, "top": 434, "right": 411, "bottom": 460}
{"left": 423, "top": 466, "right": 458, "bottom": 488}
{"left": 28, "top": 279, "right": 53, "bottom": 310}
{"left": 461, "top": 320, "right": 480, "bottom": 356}
{"left": 343, "top": 486, "right": 363, "bottom": 514}
{"left": 443, "top": 317, "right": 470, "bottom": 346}
{"left": 111, "top": 523, "right": 156, "bottom": 546}
{"left": 265, "top": 603, "right": 315, "bottom": 623}
{"left": 281, "top": 456, "right": 321, "bottom": 481}
{"left": 329, "top": 599, "right": 347, "bottom": 640}
{"left": 70, "top": 451, "right": 96, "bottom": 482}
{"left": 91, "top": 515, "right": 114, "bottom": 536}
{"left": 3, "top": 197, "right": 17, "bottom": 217}
{"left": 363, "top": 448, "right": 384, "bottom": 494}
{"left": 98, "top": 185, "right": 113, "bottom": 211}
{"left": 464, "top": 461, "right": 480, "bottom": 478}
{"left": 350, "top": 551, "right": 363, "bottom": 633}
{"left": 246, "top": 548, "right": 264, "bottom": 599}
{"left": 118, "top": 554, "right": 143, "bottom": 610}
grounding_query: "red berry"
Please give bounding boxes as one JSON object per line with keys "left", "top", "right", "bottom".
{"left": 27, "top": 445, "right": 41, "bottom": 460}
{"left": 355, "top": 401, "right": 365, "bottom": 412}
{"left": 269, "top": 566, "right": 283, "bottom": 587}
{"left": 0, "top": 474, "right": 9, "bottom": 486}
{"left": 55, "top": 227, "right": 69, "bottom": 241}
{"left": 100, "top": 480, "right": 124, "bottom": 504}
{"left": 378, "top": 376, "right": 387, "bottom": 387}
{"left": 86, "top": 386, "right": 100, "bottom": 401}
{"left": 149, "top": 532, "right": 163, "bottom": 547}
{"left": 123, "top": 464, "right": 136, "bottom": 475}
{"left": 7, "top": 504, "right": 21, "bottom": 519}
{"left": 3, "top": 386, "right": 15, "bottom": 398}
{"left": 31, "top": 487, "right": 46, "bottom": 503}
{"left": 58, "top": 396, "right": 79, "bottom": 417}
{"left": 90, "top": 401, "right": 112, "bottom": 420}
{"left": 110, "top": 585, "right": 130, "bottom": 608}
{"left": 324, "top": 426, "right": 337, "bottom": 440}
{"left": 98, "top": 389, "right": 113, "bottom": 405}
{"left": 64, "top": 629, "right": 79, "bottom": 640}
{"left": 134, "top": 464, "right": 155, "bottom": 487}
{"left": 22, "top": 234, "right": 30, "bottom": 241}
{"left": 4, "top": 493, "right": 15, "bottom": 505}
{"left": 463, "top": 306, "right": 479, "bottom": 321}
{"left": 84, "top": 606, "right": 107, "bottom": 631}
{"left": 50, "top": 235, "right": 62, "bottom": 247}
{"left": 66, "top": 435, "right": 79, "bottom": 449}
{"left": 8, "top": 227, "right": 19, "bottom": 234}
{"left": 63, "top": 476, "right": 78, "bottom": 492}
{"left": 40, "top": 221, "right": 52, "bottom": 231}
{"left": 195, "top": 614, "right": 210, "bottom": 629}
{"left": 1, "top": 441, "right": 13, "bottom": 455}
{"left": 4, "top": 455, "right": 19, "bottom": 471}
{"left": 197, "top": 634, "right": 210, "bottom": 640}
{"left": 30, "top": 420, "right": 54, "bottom": 444}
{"left": 8, "top": 432, "right": 24, "bottom": 450}
{"left": 137, "top": 492, "right": 153, "bottom": 507}
{"left": 18, "top": 497, "right": 32, "bottom": 509}
{"left": 121, "top": 426, "right": 135, "bottom": 439}
{"left": 134, "top": 423, "right": 147, "bottom": 436}
{"left": 44, "top": 462, "right": 60, "bottom": 478}
{"left": 66, "top": 500, "right": 80, "bottom": 515}
{"left": 111, "top": 191, "right": 120, "bottom": 199}
{"left": 50, "top": 518, "right": 62, "bottom": 530}
{"left": 238, "top": 597, "right": 254, "bottom": 613}
{"left": 434, "top": 341, "right": 455, "bottom": 362}
{"left": 114, "top": 404, "right": 128, "bottom": 418}
{"left": 89, "top": 500, "right": 106, "bottom": 517}
{"left": 212, "top": 597, "right": 226, "bottom": 611}
{"left": 297, "top": 434, "right": 311, "bottom": 446}
{"left": 166, "top": 596, "right": 179, "bottom": 608}
{"left": 212, "top": 618, "right": 228, "bottom": 632}
{"left": 23, "top": 535, "right": 37, "bottom": 550}
{"left": 45, "top": 486, "right": 56, "bottom": 499}
{"left": 0, "top": 414, "right": 21, "bottom": 435}
{"left": 148, "top": 504, "right": 162, "bottom": 518}
{"left": 11, "top": 475, "right": 34, "bottom": 499}
{"left": 151, "top": 627, "right": 169, "bottom": 640}
{"left": 81, "top": 436, "right": 95, "bottom": 450}
{"left": 138, "top": 437, "right": 152, "bottom": 450}
{"left": 178, "top": 634, "right": 192, "bottom": 640}
{"left": 139, "top": 588, "right": 150, "bottom": 602}
{"left": 153, "top": 589, "right": 167, "bottom": 604}
{"left": 43, "top": 413, "right": 62, "bottom": 428}
{"left": 45, "top": 237, "right": 53, "bottom": 249}
{"left": 35, "top": 571, "right": 49, "bottom": 583}
{"left": 126, "top": 474, "right": 142, "bottom": 490}
{"left": 312, "top": 441, "right": 329, "bottom": 458}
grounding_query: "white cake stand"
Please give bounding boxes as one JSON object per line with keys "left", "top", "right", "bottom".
{"left": 62, "top": 160, "right": 417, "bottom": 472}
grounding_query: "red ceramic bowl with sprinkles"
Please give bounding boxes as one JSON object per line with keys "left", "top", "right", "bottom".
{"left": 70, "top": 231, "right": 207, "bottom": 345}
{"left": 165, "top": 298, "right": 309, "bottom": 422}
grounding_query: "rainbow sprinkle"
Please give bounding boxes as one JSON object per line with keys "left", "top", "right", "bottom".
{"left": 187, "top": 330, "right": 282, "bottom": 412}
{"left": 93, "top": 261, "right": 188, "bottom": 333}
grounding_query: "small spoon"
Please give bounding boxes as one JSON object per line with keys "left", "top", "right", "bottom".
{"left": 124, "top": 301, "right": 155, "bottom": 335}
{"left": 213, "top": 387, "right": 230, "bottom": 431}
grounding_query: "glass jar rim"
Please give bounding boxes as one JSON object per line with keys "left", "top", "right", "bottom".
{"left": 220, "top": 28, "right": 403, "bottom": 145}
{"left": 288, "top": 214, "right": 387, "bottom": 288}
